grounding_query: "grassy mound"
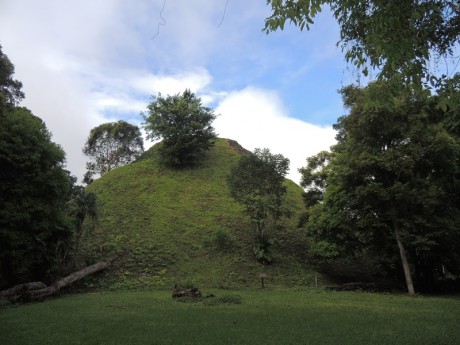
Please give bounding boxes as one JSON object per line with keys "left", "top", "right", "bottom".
{"left": 79, "top": 139, "right": 314, "bottom": 289}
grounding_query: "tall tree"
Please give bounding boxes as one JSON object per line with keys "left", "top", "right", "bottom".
{"left": 301, "top": 80, "right": 460, "bottom": 294}
{"left": 142, "top": 89, "right": 217, "bottom": 167}
{"left": 227, "top": 148, "right": 290, "bottom": 263}
{"left": 0, "top": 44, "right": 24, "bottom": 113}
{"left": 0, "top": 107, "right": 73, "bottom": 287}
{"left": 264, "top": 1, "right": 460, "bottom": 86}
{"left": 83, "top": 120, "right": 144, "bottom": 182}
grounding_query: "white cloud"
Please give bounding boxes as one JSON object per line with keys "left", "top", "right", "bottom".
{"left": 214, "top": 87, "right": 337, "bottom": 184}
{"left": 132, "top": 69, "right": 212, "bottom": 95}
{"left": 0, "top": 0, "right": 340, "bottom": 185}
{"left": 93, "top": 94, "right": 146, "bottom": 113}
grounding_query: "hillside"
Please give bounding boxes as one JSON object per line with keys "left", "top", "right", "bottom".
{"left": 79, "top": 138, "right": 315, "bottom": 289}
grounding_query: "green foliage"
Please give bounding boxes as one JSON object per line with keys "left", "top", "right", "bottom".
{"left": 0, "top": 49, "right": 89, "bottom": 287}
{"left": 178, "top": 278, "right": 199, "bottom": 290}
{"left": 0, "top": 44, "right": 24, "bottom": 111}
{"left": 206, "top": 228, "right": 236, "bottom": 255}
{"left": 301, "top": 79, "right": 460, "bottom": 292}
{"left": 203, "top": 294, "right": 243, "bottom": 306}
{"left": 264, "top": 1, "right": 460, "bottom": 87}
{"left": 252, "top": 238, "right": 276, "bottom": 263}
{"left": 437, "top": 73, "right": 460, "bottom": 134}
{"left": 142, "top": 89, "right": 217, "bottom": 167}
{"left": 227, "top": 148, "right": 290, "bottom": 263}
{"left": 0, "top": 107, "right": 73, "bottom": 287}
{"left": 1, "top": 290, "right": 460, "bottom": 345}
{"left": 308, "top": 239, "right": 339, "bottom": 260}
{"left": 67, "top": 185, "right": 97, "bottom": 261}
{"left": 299, "top": 150, "right": 333, "bottom": 207}
{"left": 83, "top": 120, "right": 144, "bottom": 182}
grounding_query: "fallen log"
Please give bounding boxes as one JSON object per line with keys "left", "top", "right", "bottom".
{"left": 1, "top": 282, "right": 47, "bottom": 302}
{"left": 17, "top": 261, "right": 110, "bottom": 302}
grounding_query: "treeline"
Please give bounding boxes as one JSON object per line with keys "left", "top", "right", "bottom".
{"left": 299, "top": 80, "right": 460, "bottom": 294}
{"left": 3, "top": 0, "right": 460, "bottom": 295}
{"left": 264, "top": 0, "right": 460, "bottom": 294}
{"left": 0, "top": 46, "right": 96, "bottom": 289}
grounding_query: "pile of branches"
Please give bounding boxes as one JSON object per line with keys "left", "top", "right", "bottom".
{"left": 172, "top": 287, "right": 202, "bottom": 299}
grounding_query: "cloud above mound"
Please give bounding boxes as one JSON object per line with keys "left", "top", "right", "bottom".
{"left": 0, "top": 1, "right": 339, "bottom": 185}
{"left": 214, "top": 87, "right": 337, "bottom": 184}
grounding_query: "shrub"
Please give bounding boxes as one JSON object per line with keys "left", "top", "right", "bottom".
{"left": 203, "top": 294, "right": 243, "bottom": 306}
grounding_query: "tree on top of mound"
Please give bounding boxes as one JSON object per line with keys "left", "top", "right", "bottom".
{"left": 142, "top": 89, "right": 217, "bottom": 168}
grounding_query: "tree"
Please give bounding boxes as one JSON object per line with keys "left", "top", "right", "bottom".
{"left": 67, "top": 185, "right": 97, "bottom": 261}
{"left": 299, "top": 150, "right": 334, "bottom": 207}
{"left": 0, "top": 44, "right": 24, "bottom": 113}
{"left": 227, "top": 148, "right": 290, "bottom": 263}
{"left": 0, "top": 107, "right": 74, "bottom": 288}
{"left": 301, "top": 80, "right": 460, "bottom": 294}
{"left": 142, "top": 89, "right": 217, "bottom": 167}
{"left": 83, "top": 120, "right": 144, "bottom": 182}
{"left": 264, "top": 1, "right": 460, "bottom": 86}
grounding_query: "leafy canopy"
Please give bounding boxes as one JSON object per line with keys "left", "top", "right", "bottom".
{"left": 264, "top": 1, "right": 460, "bottom": 86}
{"left": 0, "top": 46, "right": 99, "bottom": 288}
{"left": 0, "top": 44, "right": 24, "bottom": 113}
{"left": 301, "top": 80, "right": 460, "bottom": 292}
{"left": 1, "top": 48, "right": 76, "bottom": 287}
{"left": 0, "top": 107, "right": 74, "bottom": 287}
{"left": 227, "top": 148, "right": 290, "bottom": 263}
{"left": 299, "top": 150, "right": 333, "bottom": 207}
{"left": 83, "top": 120, "right": 144, "bottom": 182}
{"left": 142, "top": 89, "right": 217, "bottom": 167}
{"left": 0, "top": 44, "right": 24, "bottom": 104}
{"left": 67, "top": 184, "right": 97, "bottom": 258}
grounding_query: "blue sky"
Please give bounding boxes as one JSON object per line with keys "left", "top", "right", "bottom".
{"left": 0, "top": 0, "right": 354, "bottom": 184}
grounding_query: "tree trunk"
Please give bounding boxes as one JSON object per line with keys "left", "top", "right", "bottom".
{"left": 18, "top": 261, "right": 110, "bottom": 301}
{"left": 0, "top": 282, "right": 47, "bottom": 301}
{"left": 393, "top": 219, "right": 415, "bottom": 296}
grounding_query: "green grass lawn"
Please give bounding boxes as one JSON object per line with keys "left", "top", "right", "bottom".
{"left": 1, "top": 289, "right": 459, "bottom": 345}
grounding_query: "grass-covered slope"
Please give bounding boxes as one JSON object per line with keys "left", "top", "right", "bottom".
{"left": 80, "top": 139, "right": 313, "bottom": 289}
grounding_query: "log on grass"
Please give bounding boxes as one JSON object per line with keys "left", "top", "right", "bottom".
{"left": 20, "top": 261, "right": 110, "bottom": 301}
{"left": 0, "top": 282, "right": 47, "bottom": 301}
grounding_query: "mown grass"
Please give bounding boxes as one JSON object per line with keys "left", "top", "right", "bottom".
{"left": 1, "top": 289, "right": 459, "bottom": 345}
